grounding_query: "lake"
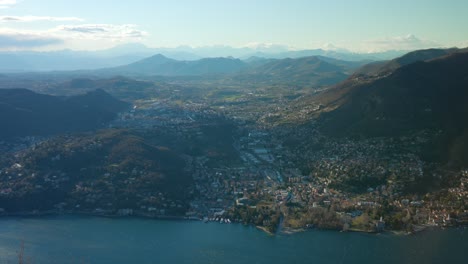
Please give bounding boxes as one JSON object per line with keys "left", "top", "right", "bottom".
{"left": 0, "top": 216, "right": 466, "bottom": 263}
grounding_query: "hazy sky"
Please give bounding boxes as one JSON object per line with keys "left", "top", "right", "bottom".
{"left": 0, "top": 0, "right": 467, "bottom": 52}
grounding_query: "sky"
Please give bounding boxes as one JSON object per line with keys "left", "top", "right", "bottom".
{"left": 0, "top": 0, "right": 467, "bottom": 52}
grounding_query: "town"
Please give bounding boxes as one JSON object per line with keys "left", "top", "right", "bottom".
{"left": 1, "top": 88, "right": 467, "bottom": 235}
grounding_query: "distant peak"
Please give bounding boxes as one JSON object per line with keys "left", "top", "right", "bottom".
{"left": 144, "top": 53, "right": 176, "bottom": 62}
{"left": 150, "top": 53, "right": 169, "bottom": 59}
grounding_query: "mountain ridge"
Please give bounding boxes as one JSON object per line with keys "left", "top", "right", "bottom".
{"left": 0, "top": 43, "right": 414, "bottom": 73}
{"left": 313, "top": 50, "right": 468, "bottom": 167}
{"left": 0, "top": 89, "right": 129, "bottom": 138}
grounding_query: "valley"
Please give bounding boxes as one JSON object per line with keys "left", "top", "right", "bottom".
{"left": 0, "top": 49, "right": 467, "bottom": 235}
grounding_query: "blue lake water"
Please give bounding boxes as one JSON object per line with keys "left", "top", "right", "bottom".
{"left": 0, "top": 216, "right": 467, "bottom": 263}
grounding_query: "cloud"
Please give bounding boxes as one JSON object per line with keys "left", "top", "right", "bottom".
{"left": 241, "top": 42, "right": 290, "bottom": 52}
{"left": 54, "top": 24, "right": 148, "bottom": 41}
{"left": 0, "top": 0, "right": 16, "bottom": 9}
{"left": 0, "top": 16, "right": 83, "bottom": 22}
{"left": 0, "top": 23, "right": 147, "bottom": 50}
{"left": 0, "top": 30, "right": 63, "bottom": 49}
{"left": 320, "top": 43, "right": 350, "bottom": 52}
{"left": 242, "top": 42, "right": 286, "bottom": 49}
{"left": 361, "top": 34, "right": 441, "bottom": 52}
{"left": 458, "top": 40, "right": 468, "bottom": 48}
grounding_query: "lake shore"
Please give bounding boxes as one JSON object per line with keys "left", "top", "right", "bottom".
{"left": 1, "top": 210, "right": 463, "bottom": 237}
{"left": 1, "top": 216, "right": 467, "bottom": 264}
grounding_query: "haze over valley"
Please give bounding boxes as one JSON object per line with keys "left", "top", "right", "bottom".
{"left": 1, "top": 0, "right": 468, "bottom": 263}
{"left": 2, "top": 46, "right": 468, "bottom": 233}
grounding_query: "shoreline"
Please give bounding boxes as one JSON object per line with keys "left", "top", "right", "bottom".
{"left": 256, "top": 225, "right": 275, "bottom": 235}
{"left": 0, "top": 211, "right": 464, "bottom": 236}
{"left": 0, "top": 210, "right": 196, "bottom": 222}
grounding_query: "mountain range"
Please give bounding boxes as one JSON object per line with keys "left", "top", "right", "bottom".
{"left": 354, "top": 48, "right": 466, "bottom": 77}
{"left": 0, "top": 43, "right": 409, "bottom": 72}
{"left": 1, "top": 46, "right": 468, "bottom": 224}
{"left": 88, "top": 54, "right": 370, "bottom": 89}
{"left": 106, "top": 54, "right": 247, "bottom": 76}
{"left": 231, "top": 56, "right": 368, "bottom": 87}
{"left": 300, "top": 48, "right": 468, "bottom": 167}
